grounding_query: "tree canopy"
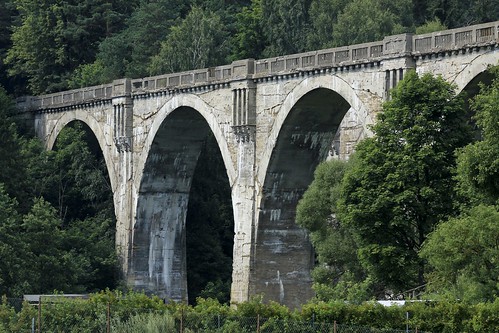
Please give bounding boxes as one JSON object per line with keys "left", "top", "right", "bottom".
{"left": 455, "top": 67, "right": 499, "bottom": 206}
{"left": 339, "top": 71, "right": 471, "bottom": 294}
{"left": 421, "top": 205, "right": 499, "bottom": 302}
{"left": 0, "top": 92, "right": 118, "bottom": 296}
{"left": 149, "top": 6, "right": 229, "bottom": 75}
{"left": 296, "top": 159, "right": 369, "bottom": 302}
{"left": 420, "top": 67, "right": 499, "bottom": 303}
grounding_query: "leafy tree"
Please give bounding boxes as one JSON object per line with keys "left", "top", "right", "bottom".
{"left": 421, "top": 205, "right": 499, "bottom": 302}
{"left": 0, "top": 86, "right": 26, "bottom": 202}
{"left": 0, "top": 0, "right": 14, "bottom": 57}
{"left": 412, "top": 0, "right": 430, "bottom": 26}
{"left": 39, "top": 122, "right": 113, "bottom": 223}
{"left": 6, "top": 0, "right": 134, "bottom": 94}
{"left": 0, "top": 0, "right": 20, "bottom": 92}
{"left": 231, "top": 0, "right": 266, "bottom": 60}
{"left": 415, "top": 17, "right": 447, "bottom": 35}
{"left": 296, "top": 159, "right": 370, "bottom": 302}
{"left": 83, "top": 0, "right": 189, "bottom": 83}
{"left": 20, "top": 197, "right": 85, "bottom": 293}
{"left": 0, "top": 186, "right": 31, "bottom": 297}
{"left": 421, "top": 68, "right": 499, "bottom": 303}
{"left": 331, "top": 0, "right": 412, "bottom": 47}
{"left": 429, "top": 0, "right": 499, "bottom": 28}
{"left": 260, "top": 0, "right": 311, "bottom": 57}
{"left": 2, "top": 121, "right": 118, "bottom": 295}
{"left": 149, "top": 7, "right": 229, "bottom": 75}
{"left": 305, "top": 0, "right": 348, "bottom": 50}
{"left": 456, "top": 66, "right": 499, "bottom": 206}
{"left": 339, "top": 71, "right": 471, "bottom": 294}
{"left": 63, "top": 215, "right": 118, "bottom": 292}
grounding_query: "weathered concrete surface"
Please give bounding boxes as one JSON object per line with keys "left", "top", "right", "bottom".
{"left": 16, "top": 21, "right": 499, "bottom": 308}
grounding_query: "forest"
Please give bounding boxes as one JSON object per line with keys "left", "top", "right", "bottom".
{"left": 0, "top": 0, "right": 498, "bottom": 307}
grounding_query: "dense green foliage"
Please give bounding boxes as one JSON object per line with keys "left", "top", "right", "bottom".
{"left": 0, "top": 91, "right": 118, "bottom": 297}
{"left": 340, "top": 71, "right": 471, "bottom": 293}
{"left": 2, "top": 292, "right": 499, "bottom": 332}
{"left": 420, "top": 68, "right": 499, "bottom": 303}
{"left": 455, "top": 67, "right": 499, "bottom": 206}
{"left": 421, "top": 205, "right": 499, "bottom": 303}
{"left": 296, "top": 160, "right": 368, "bottom": 302}
{"left": 0, "top": 86, "right": 26, "bottom": 203}
{"left": 0, "top": 0, "right": 497, "bottom": 95}
{"left": 297, "top": 68, "right": 499, "bottom": 304}
{"left": 5, "top": 0, "right": 136, "bottom": 94}
{"left": 149, "top": 6, "right": 229, "bottom": 74}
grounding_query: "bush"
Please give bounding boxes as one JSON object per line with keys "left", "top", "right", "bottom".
{"left": 111, "top": 312, "right": 175, "bottom": 333}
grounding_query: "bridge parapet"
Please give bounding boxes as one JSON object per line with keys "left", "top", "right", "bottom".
{"left": 254, "top": 35, "right": 412, "bottom": 76}
{"left": 16, "top": 83, "right": 114, "bottom": 112}
{"left": 130, "top": 59, "right": 255, "bottom": 92}
{"left": 413, "top": 21, "right": 499, "bottom": 54}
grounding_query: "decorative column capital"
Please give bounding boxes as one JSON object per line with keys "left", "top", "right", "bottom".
{"left": 233, "top": 125, "right": 256, "bottom": 143}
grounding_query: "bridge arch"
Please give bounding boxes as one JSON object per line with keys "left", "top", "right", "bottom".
{"left": 134, "top": 94, "right": 236, "bottom": 187}
{"left": 44, "top": 111, "right": 118, "bottom": 191}
{"left": 252, "top": 75, "right": 378, "bottom": 308}
{"left": 257, "top": 75, "right": 375, "bottom": 184}
{"left": 451, "top": 49, "right": 499, "bottom": 94}
{"left": 130, "top": 94, "right": 235, "bottom": 302}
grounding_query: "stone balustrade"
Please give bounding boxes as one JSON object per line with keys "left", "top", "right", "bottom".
{"left": 17, "top": 20, "right": 499, "bottom": 112}
{"left": 413, "top": 21, "right": 499, "bottom": 54}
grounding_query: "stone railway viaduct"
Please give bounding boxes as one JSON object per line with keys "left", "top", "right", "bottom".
{"left": 16, "top": 21, "right": 499, "bottom": 308}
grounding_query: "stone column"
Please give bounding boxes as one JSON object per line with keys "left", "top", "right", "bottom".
{"left": 230, "top": 81, "right": 257, "bottom": 304}
{"left": 111, "top": 78, "right": 134, "bottom": 276}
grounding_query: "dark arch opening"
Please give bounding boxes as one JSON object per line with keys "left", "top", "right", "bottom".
{"left": 50, "top": 120, "right": 117, "bottom": 291}
{"left": 252, "top": 88, "right": 351, "bottom": 308}
{"left": 52, "top": 120, "right": 113, "bottom": 222}
{"left": 186, "top": 133, "right": 233, "bottom": 304}
{"left": 132, "top": 107, "right": 234, "bottom": 304}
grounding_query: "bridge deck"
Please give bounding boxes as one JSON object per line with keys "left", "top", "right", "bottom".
{"left": 16, "top": 20, "right": 499, "bottom": 111}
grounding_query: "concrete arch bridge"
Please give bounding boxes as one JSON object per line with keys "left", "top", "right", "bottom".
{"left": 16, "top": 21, "right": 499, "bottom": 308}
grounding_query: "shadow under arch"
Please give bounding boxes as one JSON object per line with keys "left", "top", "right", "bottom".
{"left": 130, "top": 105, "right": 233, "bottom": 303}
{"left": 48, "top": 119, "right": 118, "bottom": 289}
{"left": 257, "top": 75, "right": 374, "bottom": 185}
{"left": 252, "top": 87, "right": 353, "bottom": 308}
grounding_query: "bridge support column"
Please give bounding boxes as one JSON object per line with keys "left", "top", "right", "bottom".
{"left": 230, "top": 128, "right": 257, "bottom": 304}
{"left": 230, "top": 79, "right": 257, "bottom": 304}
{"left": 111, "top": 79, "right": 135, "bottom": 277}
{"left": 114, "top": 152, "right": 134, "bottom": 276}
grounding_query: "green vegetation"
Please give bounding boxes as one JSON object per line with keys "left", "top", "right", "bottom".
{"left": 297, "top": 68, "right": 499, "bottom": 305}
{"left": 341, "top": 71, "right": 471, "bottom": 293}
{"left": 0, "top": 117, "right": 118, "bottom": 297}
{"left": 1, "top": 292, "right": 499, "bottom": 332}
